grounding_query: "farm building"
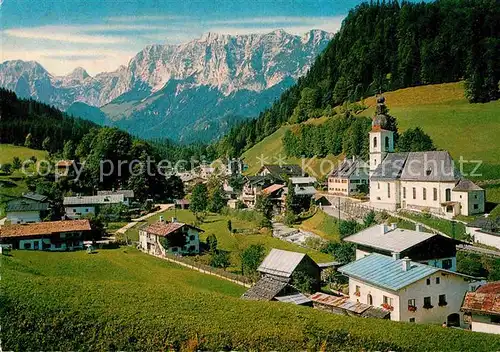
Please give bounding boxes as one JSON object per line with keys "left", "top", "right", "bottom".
{"left": 311, "top": 292, "right": 389, "bottom": 319}
{"left": 462, "top": 281, "right": 500, "bottom": 334}
{"left": 0, "top": 220, "right": 91, "bottom": 251}
{"left": 343, "top": 223, "right": 462, "bottom": 271}
{"left": 242, "top": 249, "right": 321, "bottom": 302}
{"left": 138, "top": 220, "right": 202, "bottom": 256}
{"left": 5, "top": 192, "right": 49, "bottom": 224}
{"left": 339, "top": 253, "right": 478, "bottom": 326}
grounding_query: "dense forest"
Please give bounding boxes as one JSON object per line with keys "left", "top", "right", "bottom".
{"left": 217, "top": 0, "right": 500, "bottom": 158}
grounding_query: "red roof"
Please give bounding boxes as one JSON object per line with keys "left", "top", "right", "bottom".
{"left": 143, "top": 222, "right": 203, "bottom": 237}
{"left": 262, "top": 184, "right": 284, "bottom": 195}
{"left": 462, "top": 282, "right": 500, "bottom": 316}
{"left": 0, "top": 220, "right": 91, "bottom": 238}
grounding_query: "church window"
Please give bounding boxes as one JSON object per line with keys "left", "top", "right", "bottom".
{"left": 373, "top": 137, "right": 377, "bottom": 148}
{"left": 433, "top": 188, "right": 438, "bottom": 201}
{"left": 445, "top": 189, "right": 451, "bottom": 202}
{"left": 385, "top": 136, "right": 390, "bottom": 150}
{"left": 387, "top": 184, "right": 391, "bottom": 198}
{"left": 423, "top": 188, "right": 427, "bottom": 200}
{"left": 412, "top": 187, "right": 416, "bottom": 199}
{"left": 403, "top": 187, "right": 406, "bottom": 199}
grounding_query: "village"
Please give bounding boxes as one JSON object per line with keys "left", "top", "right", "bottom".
{"left": 1, "top": 97, "right": 499, "bottom": 336}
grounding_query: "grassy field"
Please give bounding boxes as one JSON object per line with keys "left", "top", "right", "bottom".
{"left": 242, "top": 82, "right": 500, "bottom": 181}
{"left": 296, "top": 209, "right": 341, "bottom": 241}
{"left": 125, "top": 209, "right": 333, "bottom": 268}
{"left": 0, "top": 144, "right": 48, "bottom": 165}
{"left": 2, "top": 249, "right": 500, "bottom": 351}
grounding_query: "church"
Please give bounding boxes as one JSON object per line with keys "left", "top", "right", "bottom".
{"left": 368, "top": 97, "right": 485, "bottom": 218}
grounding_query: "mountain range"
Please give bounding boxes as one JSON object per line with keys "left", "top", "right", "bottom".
{"left": 0, "top": 29, "right": 332, "bottom": 142}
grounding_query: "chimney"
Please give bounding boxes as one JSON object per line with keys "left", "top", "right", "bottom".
{"left": 159, "top": 215, "right": 164, "bottom": 223}
{"left": 392, "top": 252, "right": 400, "bottom": 260}
{"left": 380, "top": 224, "right": 389, "bottom": 235}
{"left": 390, "top": 223, "right": 397, "bottom": 231}
{"left": 402, "top": 257, "right": 411, "bottom": 271}
{"left": 415, "top": 223, "right": 424, "bottom": 232}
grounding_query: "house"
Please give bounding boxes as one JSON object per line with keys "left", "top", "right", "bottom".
{"left": 261, "top": 184, "right": 286, "bottom": 213}
{"left": 55, "top": 160, "right": 75, "bottom": 177}
{"left": 328, "top": 157, "right": 369, "bottom": 196}
{"left": 138, "top": 220, "right": 202, "bottom": 256}
{"left": 174, "top": 199, "right": 190, "bottom": 210}
{"left": 63, "top": 194, "right": 126, "bottom": 219}
{"left": 97, "top": 189, "right": 134, "bottom": 205}
{"left": 258, "top": 164, "right": 304, "bottom": 181}
{"left": 343, "top": 223, "right": 462, "bottom": 271}
{"left": 0, "top": 219, "right": 91, "bottom": 251}
{"left": 461, "top": 281, "right": 500, "bottom": 334}
{"left": 240, "top": 175, "right": 274, "bottom": 208}
{"left": 465, "top": 217, "right": 500, "bottom": 249}
{"left": 311, "top": 292, "right": 390, "bottom": 319}
{"left": 241, "top": 248, "right": 320, "bottom": 304}
{"left": 290, "top": 176, "right": 317, "bottom": 197}
{"left": 339, "top": 253, "right": 478, "bottom": 326}
{"left": 5, "top": 193, "right": 49, "bottom": 224}
{"left": 369, "top": 97, "right": 485, "bottom": 218}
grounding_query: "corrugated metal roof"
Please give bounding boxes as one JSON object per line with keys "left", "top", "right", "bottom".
{"left": 258, "top": 249, "right": 306, "bottom": 278}
{"left": 275, "top": 293, "right": 311, "bottom": 305}
{"left": 290, "top": 177, "right": 317, "bottom": 184}
{"left": 294, "top": 186, "right": 316, "bottom": 196}
{"left": 339, "top": 253, "right": 439, "bottom": 291}
{"left": 343, "top": 225, "right": 437, "bottom": 253}
{"left": 97, "top": 189, "right": 134, "bottom": 198}
{"left": 63, "top": 194, "right": 125, "bottom": 205}
{"left": 6, "top": 198, "right": 49, "bottom": 212}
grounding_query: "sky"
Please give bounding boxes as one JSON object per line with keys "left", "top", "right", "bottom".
{"left": 0, "top": 0, "right": 367, "bottom": 76}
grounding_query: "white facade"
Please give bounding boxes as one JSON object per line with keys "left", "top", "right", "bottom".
{"left": 349, "top": 272, "right": 470, "bottom": 326}
{"left": 19, "top": 237, "right": 84, "bottom": 251}
{"left": 369, "top": 129, "right": 394, "bottom": 174}
{"left": 139, "top": 227, "right": 200, "bottom": 256}
{"left": 468, "top": 314, "right": 500, "bottom": 334}
{"left": 466, "top": 226, "right": 500, "bottom": 249}
{"left": 65, "top": 206, "right": 96, "bottom": 219}
{"left": 369, "top": 180, "right": 401, "bottom": 211}
{"left": 6, "top": 211, "right": 41, "bottom": 224}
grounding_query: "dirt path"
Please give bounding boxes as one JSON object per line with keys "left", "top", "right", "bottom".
{"left": 115, "top": 204, "right": 174, "bottom": 234}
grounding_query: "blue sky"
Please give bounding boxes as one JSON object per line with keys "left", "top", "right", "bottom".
{"left": 0, "top": 0, "right": 366, "bottom": 75}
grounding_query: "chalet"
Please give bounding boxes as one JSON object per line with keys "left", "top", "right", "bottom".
{"left": 261, "top": 184, "right": 286, "bottom": 213}
{"left": 5, "top": 193, "right": 49, "bottom": 224}
{"left": 174, "top": 199, "right": 190, "bottom": 209}
{"left": 0, "top": 220, "right": 91, "bottom": 251}
{"left": 55, "top": 159, "right": 76, "bottom": 177}
{"left": 240, "top": 175, "right": 274, "bottom": 208}
{"left": 63, "top": 194, "right": 126, "bottom": 219}
{"left": 369, "top": 97, "right": 485, "bottom": 218}
{"left": 339, "top": 253, "right": 478, "bottom": 326}
{"left": 258, "top": 164, "right": 304, "bottom": 181}
{"left": 328, "top": 157, "right": 369, "bottom": 196}
{"left": 241, "top": 249, "right": 319, "bottom": 304}
{"left": 465, "top": 217, "right": 500, "bottom": 249}
{"left": 97, "top": 189, "right": 134, "bottom": 205}
{"left": 461, "top": 281, "right": 500, "bottom": 334}
{"left": 290, "top": 176, "right": 317, "bottom": 197}
{"left": 344, "top": 223, "right": 461, "bottom": 271}
{"left": 138, "top": 220, "right": 202, "bottom": 256}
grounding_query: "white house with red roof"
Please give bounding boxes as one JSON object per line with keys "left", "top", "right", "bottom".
{"left": 138, "top": 219, "right": 203, "bottom": 256}
{"left": 461, "top": 281, "right": 500, "bottom": 334}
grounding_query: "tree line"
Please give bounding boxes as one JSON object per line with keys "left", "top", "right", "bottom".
{"left": 217, "top": 0, "right": 500, "bottom": 158}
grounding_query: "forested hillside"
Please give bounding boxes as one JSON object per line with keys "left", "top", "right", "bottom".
{"left": 217, "top": 0, "right": 500, "bottom": 157}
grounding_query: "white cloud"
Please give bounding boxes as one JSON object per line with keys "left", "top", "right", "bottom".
{"left": 4, "top": 26, "right": 128, "bottom": 44}
{"left": 106, "top": 15, "right": 190, "bottom": 22}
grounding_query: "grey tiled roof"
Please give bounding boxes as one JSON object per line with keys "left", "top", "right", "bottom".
{"left": 258, "top": 249, "right": 307, "bottom": 278}
{"left": 371, "top": 153, "right": 408, "bottom": 180}
{"left": 400, "top": 151, "right": 460, "bottom": 182}
{"left": 453, "top": 179, "right": 483, "bottom": 192}
{"left": 329, "top": 158, "right": 368, "bottom": 178}
{"left": 97, "top": 189, "right": 134, "bottom": 198}
{"left": 241, "top": 276, "right": 288, "bottom": 301}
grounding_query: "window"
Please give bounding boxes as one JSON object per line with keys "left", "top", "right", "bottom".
{"left": 73, "top": 208, "right": 76, "bottom": 212}
{"left": 439, "top": 294, "right": 447, "bottom": 306}
{"left": 24, "top": 242, "right": 32, "bottom": 249}
{"left": 412, "top": 187, "right": 416, "bottom": 199}
{"left": 474, "top": 204, "right": 479, "bottom": 210}
{"left": 189, "top": 235, "right": 195, "bottom": 241}
{"left": 377, "top": 182, "right": 380, "bottom": 190}
{"left": 445, "top": 188, "right": 451, "bottom": 202}
{"left": 491, "top": 316, "right": 500, "bottom": 324}
{"left": 367, "top": 294, "right": 373, "bottom": 305}
{"left": 423, "top": 297, "right": 433, "bottom": 309}
{"left": 355, "top": 285, "right": 361, "bottom": 296}
{"left": 34, "top": 241, "right": 39, "bottom": 250}
{"left": 426, "top": 278, "right": 431, "bottom": 285}
{"left": 442, "top": 259, "right": 452, "bottom": 270}
{"left": 436, "top": 277, "right": 440, "bottom": 284}
{"left": 172, "top": 247, "right": 178, "bottom": 252}
{"left": 423, "top": 188, "right": 427, "bottom": 200}
{"left": 408, "top": 299, "right": 416, "bottom": 310}
{"left": 433, "top": 188, "right": 438, "bottom": 201}
{"left": 403, "top": 187, "right": 406, "bottom": 199}
{"left": 387, "top": 184, "right": 391, "bottom": 198}
{"left": 373, "top": 136, "right": 377, "bottom": 148}
{"left": 409, "top": 318, "right": 415, "bottom": 323}
{"left": 383, "top": 296, "right": 393, "bottom": 306}
{"left": 385, "top": 136, "right": 390, "bottom": 150}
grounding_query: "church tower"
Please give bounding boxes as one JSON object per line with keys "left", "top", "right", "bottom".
{"left": 369, "top": 96, "right": 394, "bottom": 175}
